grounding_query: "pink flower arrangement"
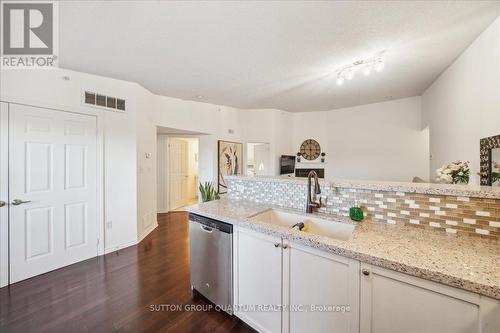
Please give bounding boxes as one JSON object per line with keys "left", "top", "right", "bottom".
{"left": 436, "top": 160, "right": 470, "bottom": 184}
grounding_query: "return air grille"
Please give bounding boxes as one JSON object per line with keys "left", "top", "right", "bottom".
{"left": 84, "top": 91, "right": 126, "bottom": 112}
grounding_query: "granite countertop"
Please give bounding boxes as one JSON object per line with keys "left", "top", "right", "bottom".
{"left": 187, "top": 198, "right": 500, "bottom": 300}
{"left": 226, "top": 175, "right": 500, "bottom": 199}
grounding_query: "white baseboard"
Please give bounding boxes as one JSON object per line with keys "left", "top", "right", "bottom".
{"left": 102, "top": 221, "right": 158, "bottom": 255}
{"left": 104, "top": 239, "right": 138, "bottom": 255}
{"left": 138, "top": 222, "right": 158, "bottom": 243}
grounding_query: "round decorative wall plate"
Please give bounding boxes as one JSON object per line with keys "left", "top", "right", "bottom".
{"left": 300, "top": 139, "right": 321, "bottom": 160}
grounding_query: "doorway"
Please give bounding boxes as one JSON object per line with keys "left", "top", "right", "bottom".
{"left": 246, "top": 142, "right": 271, "bottom": 176}
{"left": 157, "top": 134, "right": 199, "bottom": 212}
{"left": 0, "top": 102, "right": 100, "bottom": 286}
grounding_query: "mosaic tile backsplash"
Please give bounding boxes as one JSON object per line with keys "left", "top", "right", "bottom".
{"left": 226, "top": 177, "right": 500, "bottom": 240}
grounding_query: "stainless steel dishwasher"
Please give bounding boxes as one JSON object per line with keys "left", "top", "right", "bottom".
{"left": 189, "top": 213, "right": 233, "bottom": 314}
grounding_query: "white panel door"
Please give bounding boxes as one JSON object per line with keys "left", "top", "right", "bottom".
{"left": 236, "top": 228, "right": 282, "bottom": 333}
{"left": 0, "top": 102, "right": 9, "bottom": 287}
{"left": 9, "top": 104, "right": 98, "bottom": 283}
{"left": 169, "top": 138, "right": 188, "bottom": 210}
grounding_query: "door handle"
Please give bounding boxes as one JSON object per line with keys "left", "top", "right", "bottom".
{"left": 11, "top": 199, "right": 31, "bottom": 206}
{"left": 0, "top": 201, "right": 5, "bottom": 207}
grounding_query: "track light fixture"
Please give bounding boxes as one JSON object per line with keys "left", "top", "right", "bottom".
{"left": 335, "top": 52, "right": 385, "bottom": 86}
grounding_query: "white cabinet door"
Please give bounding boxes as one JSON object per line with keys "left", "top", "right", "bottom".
{"left": 236, "top": 228, "right": 283, "bottom": 333}
{"left": 283, "top": 242, "right": 359, "bottom": 333}
{"left": 9, "top": 104, "right": 98, "bottom": 283}
{"left": 360, "top": 263, "right": 483, "bottom": 333}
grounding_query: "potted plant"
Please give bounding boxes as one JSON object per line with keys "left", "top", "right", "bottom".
{"left": 436, "top": 160, "right": 470, "bottom": 184}
{"left": 199, "top": 182, "right": 220, "bottom": 202}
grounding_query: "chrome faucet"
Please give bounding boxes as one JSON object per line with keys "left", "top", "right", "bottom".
{"left": 306, "top": 170, "right": 321, "bottom": 213}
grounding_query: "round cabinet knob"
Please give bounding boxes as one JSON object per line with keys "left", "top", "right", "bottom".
{"left": 205, "top": 283, "right": 210, "bottom": 289}
{"left": 362, "top": 269, "right": 370, "bottom": 276}
{"left": 274, "top": 243, "right": 280, "bottom": 248}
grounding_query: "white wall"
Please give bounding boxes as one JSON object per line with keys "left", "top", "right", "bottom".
{"left": 142, "top": 104, "right": 293, "bottom": 230}
{"left": 147, "top": 95, "right": 243, "bottom": 184}
{"left": 0, "top": 68, "right": 139, "bottom": 254}
{"left": 422, "top": 16, "right": 500, "bottom": 182}
{"left": 136, "top": 89, "right": 158, "bottom": 240}
{"left": 292, "top": 97, "right": 429, "bottom": 182}
{"left": 240, "top": 109, "right": 294, "bottom": 175}
{"left": 157, "top": 135, "right": 169, "bottom": 213}
{"left": 137, "top": 93, "right": 244, "bottom": 236}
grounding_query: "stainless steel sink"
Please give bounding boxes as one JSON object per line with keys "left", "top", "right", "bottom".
{"left": 248, "top": 209, "right": 355, "bottom": 241}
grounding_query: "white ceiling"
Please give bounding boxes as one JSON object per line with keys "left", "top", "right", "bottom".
{"left": 59, "top": 1, "right": 500, "bottom": 112}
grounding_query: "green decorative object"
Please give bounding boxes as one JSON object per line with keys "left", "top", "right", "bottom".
{"left": 199, "top": 182, "right": 220, "bottom": 202}
{"left": 349, "top": 206, "right": 364, "bottom": 222}
{"left": 493, "top": 172, "right": 500, "bottom": 184}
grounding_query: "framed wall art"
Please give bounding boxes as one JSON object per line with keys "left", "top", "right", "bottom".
{"left": 218, "top": 140, "right": 243, "bottom": 193}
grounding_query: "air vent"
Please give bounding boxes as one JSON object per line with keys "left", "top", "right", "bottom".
{"left": 83, "top": 91, "right": 126, "bottom": 112}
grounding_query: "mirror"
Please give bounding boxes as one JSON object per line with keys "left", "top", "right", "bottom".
{"left": 246, "top": 143, "right": 271, "bottom": 176}
{"left": 480, "top": 134, "right": 500, "bottom": 186}
{"left": 491, "top": 148, "right": 500, "bottom": 186}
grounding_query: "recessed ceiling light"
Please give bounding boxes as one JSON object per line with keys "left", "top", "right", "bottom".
{"left": 196, "top": 95, "right": 203, "bottom": 99}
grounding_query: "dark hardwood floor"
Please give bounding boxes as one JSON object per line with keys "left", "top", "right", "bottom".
{"left": 0, "top": 212, "right": 255, "bottom": 333}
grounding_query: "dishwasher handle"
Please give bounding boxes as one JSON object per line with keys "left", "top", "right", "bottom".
{"left": 200, "top": 225, "right": 215, "bottom": 233}
{"left": 189, "top": 213, "right": 233, "bottom": 234}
